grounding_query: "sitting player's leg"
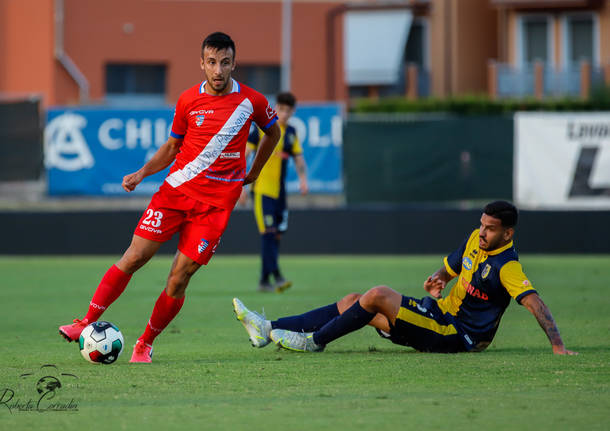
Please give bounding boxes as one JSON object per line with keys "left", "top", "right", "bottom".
{"left": 58, "top": 236, "right": 162, "bottom": 342}
{"left": 235, "top": 290, "right": 398, "bottom": 350}
{"left": 270, "top": 286, "right": 403, "bottom": 352}
{"left": 232, "top": 296, "right": 343, "bottom": 348}
{"left": 232, "top": 298, "right": 272, "bottom": 347}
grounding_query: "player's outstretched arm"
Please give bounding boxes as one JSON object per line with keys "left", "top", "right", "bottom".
{"left": 244, "top": 122, "right": 281, "bottom": 185}
{"left": 520, "top": 293, "right": 578, "bottom": 355}
{"left": 423, "top": 266, "right": 454, "bottom": 299}
{"left": 122, "top": 137, "right": 182, "bottom": 192}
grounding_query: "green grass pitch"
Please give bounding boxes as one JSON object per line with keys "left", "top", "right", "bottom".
{"left": 0, "top": 255, "right": 608, "bottom": 430}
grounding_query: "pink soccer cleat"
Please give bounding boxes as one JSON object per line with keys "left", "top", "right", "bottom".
{"left": 59, "top": 318, "right": 89, "bottom": 342}
{"left": 129, "top": 340, "right": 153, "bottom": 363}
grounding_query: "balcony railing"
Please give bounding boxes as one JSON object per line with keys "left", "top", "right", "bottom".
{"left": 489, "top": 61, "right": 610, "bottom": 99}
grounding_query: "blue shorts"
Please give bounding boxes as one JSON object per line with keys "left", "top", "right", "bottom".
{"left": 377, "top": 296, "right": 468, "bottom": 353}
{"left": 253, "top": 192, "right": 288, "bottom": 234}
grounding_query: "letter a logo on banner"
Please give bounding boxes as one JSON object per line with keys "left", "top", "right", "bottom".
{"left": 45, "top": 113, "right": 95, "bottom": 172}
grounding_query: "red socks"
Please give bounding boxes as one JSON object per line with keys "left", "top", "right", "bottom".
{"left": 139, "top": 290, "right": 185, "bottom": 345}
{"left": 84, "top": 265, "right": 132, "bottom": 322}
{"left": 83, "top": 265, "right": 185, "bottom": 346}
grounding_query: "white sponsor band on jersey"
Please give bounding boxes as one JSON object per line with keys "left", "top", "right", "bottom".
{"left": 166, "top": 98, "right": 253, "bottom": 188}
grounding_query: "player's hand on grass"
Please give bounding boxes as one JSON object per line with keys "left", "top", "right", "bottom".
{"left": 553, "top": 345, "right": 579, "bottom": 355}
{"left": 424, "top": 276, "right": 446, "bottom": 299}
{"left": 122, "top": 171, "right": 144, "bottom": 192}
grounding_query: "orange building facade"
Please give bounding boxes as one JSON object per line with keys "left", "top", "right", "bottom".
{"left": 0, "top": 0, "right": 609, "bottom": 106}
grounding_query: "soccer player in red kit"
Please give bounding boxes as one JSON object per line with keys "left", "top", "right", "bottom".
{"left": 58, "top": 32, "right": 281, "bottom": 363}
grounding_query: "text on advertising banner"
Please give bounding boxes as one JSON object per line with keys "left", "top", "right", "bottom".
{"left": 515, "top": 112, "right": 610, "bottom": 209}
{"left": 45, "top": 104, "right": 343, "bottom": 196}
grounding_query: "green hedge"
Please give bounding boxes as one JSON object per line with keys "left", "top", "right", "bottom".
{"left": 351, "top": 87, "right": 610, "bottom": 114}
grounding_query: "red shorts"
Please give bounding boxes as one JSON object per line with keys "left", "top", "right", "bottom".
{"left": 134, "top": 182, "right": 232, "bottom": 265}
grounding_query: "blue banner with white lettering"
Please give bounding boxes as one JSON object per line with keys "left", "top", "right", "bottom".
{"left": 285, "top": 104, "right": 343, "bottom": 194}
{"left": 45, "top": 104, "right": 343, "bottom": 196}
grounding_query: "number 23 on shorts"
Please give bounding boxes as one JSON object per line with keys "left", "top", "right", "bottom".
{"left": 142, "top": 209, "right": 164, "bottom": 228}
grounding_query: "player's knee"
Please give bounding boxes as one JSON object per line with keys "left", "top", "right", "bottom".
{"left": 121, "top": 249, "right": 150, "bottom": 272}
{"left": 337, "top": 293, "right": 362, "bottom": 313}
{"left": 343, "top": 293, "right": 362, "bottom": 305}
{"left": 167, "top": 263, "right": 198, "bottom": 289}
{"left": 167, "top": 269, "right": 187, "bottom": 285}
{"left": 166, "top": 272, "right": 189, "bottom": 295}
{"left": 361, "top": 286, "right": 390, "bottom": 308}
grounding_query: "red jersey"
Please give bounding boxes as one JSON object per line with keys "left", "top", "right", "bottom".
{"left": 166, "top": 79, "right": 277, "bottom": 209}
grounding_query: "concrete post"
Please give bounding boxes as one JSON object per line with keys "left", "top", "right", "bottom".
{"left": 368, "top": 85, "right": 379, "bottom": 100}
{"left": 406, "top": 63, "right": 419, "bottom": 100}
{"left": 603, "top": 64, "right": 610, "bottom": 86}
{"left": 580, "top": 60, "right": 591, "bottom": 100}
{"left": 534, "top": 61, "right": 544, "bottom": 100}
{"left": 488, "top": 60, "right": 497, "bottom": 100}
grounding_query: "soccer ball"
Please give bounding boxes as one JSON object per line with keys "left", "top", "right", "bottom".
{"left": 79, "top": 321, "right": 124, "bottom": 364}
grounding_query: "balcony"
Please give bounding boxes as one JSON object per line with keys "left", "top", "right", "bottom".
{"left": 489, "top": 60, "right": 610, "bottom": 99}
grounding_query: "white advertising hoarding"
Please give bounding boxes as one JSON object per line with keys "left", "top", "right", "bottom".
{"left": 515, "top": 112, "right": 610, "bottom": 209}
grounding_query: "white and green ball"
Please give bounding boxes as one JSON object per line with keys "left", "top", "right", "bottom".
{"left": 79, "top": 321, "right": 124, "bottom": 364}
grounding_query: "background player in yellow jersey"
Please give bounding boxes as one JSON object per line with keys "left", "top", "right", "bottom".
{"left": 233, "top": 201, "right": 577, "bottom": 354}
{"left": 242, "top": 92, "right": 308, "bottom": 292}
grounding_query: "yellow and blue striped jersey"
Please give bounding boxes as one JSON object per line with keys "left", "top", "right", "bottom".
{"left": 437, "top": 229, "right": 536, "bottom": 347}
{"left": 248, "top": 124, "right": 302, "bottom": 200}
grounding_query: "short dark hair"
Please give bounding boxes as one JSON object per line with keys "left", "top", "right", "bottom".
{"left": 484, "top": 201, "right": 518, "bottom": 228}
{"left": 202, "top": 32, "right": 235, "bottom": 58}
{"left": 276, "top": 92, "right": 296, "bottom": 108}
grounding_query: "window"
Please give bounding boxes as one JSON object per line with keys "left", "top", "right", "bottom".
{"left": 344, "top": 9, "right": 413, "bottom": 86}
{"left": 232, "top": 65, "right": 280, "bottom": 96}
{"left": 105, "top": 64, "right": 166, "bottom": 105}
{"left": 347, "top": 15, "right": 428, "bottom": 99}
{"left": 564, "top": 13, "right": 598, "bottom": 68}
{"left": 524, "top": 18, "right": 549, "bottom": 63}
{"left": 405, "top": 20, "right": 426, "bottom": 67}
{"left": 517, "top": 15, "right": 554, "bottom": 67}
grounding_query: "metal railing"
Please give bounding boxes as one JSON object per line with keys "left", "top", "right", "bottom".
{"left": 490, "top": 61, "right": 610, "bottom": 99}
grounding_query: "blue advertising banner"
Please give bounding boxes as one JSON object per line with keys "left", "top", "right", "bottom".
{"left": 45, "top": 104, "right": 343, "bottom": 196}
{"left": 285, "top": 103, "right": 343, "bottom": 194}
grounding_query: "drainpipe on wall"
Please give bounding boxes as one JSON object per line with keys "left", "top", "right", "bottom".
{"left": 54, "top": 0, "right": 89, "bottom": 103}
{"left": 281, "top": 0, "right": 292, "bottom": 92}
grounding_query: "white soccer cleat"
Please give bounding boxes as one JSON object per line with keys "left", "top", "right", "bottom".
{"left": 232, "top": 297, "right": 271, "bottom": 348}
{"left": 270, "top": 329, "right": 325, "bottom": 353}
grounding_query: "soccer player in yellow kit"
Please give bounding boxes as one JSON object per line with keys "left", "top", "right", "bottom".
{"left": 234, "top": 201, "right": 577, "bottom": 355}
{"left": 243, "top": 92, "right": 308, "bottom": 292}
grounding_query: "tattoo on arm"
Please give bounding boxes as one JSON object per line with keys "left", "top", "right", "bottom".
{"left": 527, "top": 295, "right": 564, "bottom": 347}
